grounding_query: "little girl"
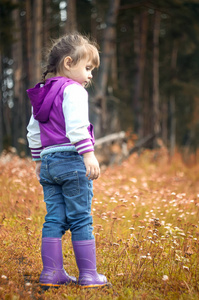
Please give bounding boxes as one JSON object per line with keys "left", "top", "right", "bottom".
{"left": 27, "top": 33, "right": 110, "bottom": 289}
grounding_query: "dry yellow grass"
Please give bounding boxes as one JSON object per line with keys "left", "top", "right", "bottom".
{"left": 0, "top": 150, "right": 199, "bottom": 299}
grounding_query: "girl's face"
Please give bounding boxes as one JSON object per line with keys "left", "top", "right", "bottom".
{"left": 63, "top": 57, "right": 95, "bottom": 87}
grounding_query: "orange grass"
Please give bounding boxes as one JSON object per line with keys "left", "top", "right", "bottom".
{"left": 0, "top": 150, "right": 199, "bottom": 299}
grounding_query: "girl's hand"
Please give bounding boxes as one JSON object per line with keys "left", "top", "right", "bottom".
{"left": 35, "top": 161, "right": 42, "bottom": 180}
{"left": 83, "top": 152, "right": 100, "bottom": 180}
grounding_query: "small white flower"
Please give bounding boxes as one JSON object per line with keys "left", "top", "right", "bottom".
{"left": 112, "top": 243, "right": 119, "bottom": 246}
{"left": 1, "top": 275, "right": 7, "bottom": 279}
{"left": 183, "top": 266, "right": 189, "bottom": 271}
{"left": 178, "top": 232, "right": 186, "bottom": 237}
{"left": 130, "top": 178, "right": 137, "bottom": 183}
{"left": 129, "top": 227, "right": 135, "bottom": 230}
{"left": 175, "top": 254, "right": 181, "bottom": 261}
{"left": 25, "top": 282, "right": 32, "bottom": 286}
{"left": 162, "top": 275, "right": 169, "bottom": 281}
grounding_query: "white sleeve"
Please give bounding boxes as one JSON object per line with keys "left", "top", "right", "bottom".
{"left": 62, "top": 84, "right": 91, "bottom": 143}
{"left": 27, "top": 114, "right": 42, "bottom": 160}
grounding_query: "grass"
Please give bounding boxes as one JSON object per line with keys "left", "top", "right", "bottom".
{"left": 0, "top": 149, "right": 199, "bottom": 299}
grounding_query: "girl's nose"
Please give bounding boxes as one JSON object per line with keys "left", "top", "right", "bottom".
{"left": 88, "top": 72, "right": 93, "bottom": 79}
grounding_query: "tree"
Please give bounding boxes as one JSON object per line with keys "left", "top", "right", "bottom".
{"left": 0, "top": 0, "right": 19, "bottom": 151}
{"left": 12, "top": 0, "right": 24, "bottom": 151}
{"left": 0, "top": 53, "right": 3, "bottom": 153}
{"left": 65, "top": 0, "right": 77, "bottom": 32}
{"left": 133, "top": 9, "right": 148, "bottom": 138}
{"left": 32, "top": 0, "right": 43, "bottom": 85}
{"left": 1, "top": 0, "right": 199, "bottom": 158}
{"left": 152, "top": 9, "right": 161, "bottom": 145}
{"left": 169, "top": 40, "right": 178, "bottom": 157}
{"left": 94, "top": 0, "right": 120, "bottom": 137}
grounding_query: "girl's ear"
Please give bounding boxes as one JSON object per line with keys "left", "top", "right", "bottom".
{"left": 63, "top": 56, "right": 73, "bottom": 70}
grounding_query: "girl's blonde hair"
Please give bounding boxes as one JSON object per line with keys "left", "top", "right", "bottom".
{"left": 42, "top": 33, "right": 100, "bottom": 82}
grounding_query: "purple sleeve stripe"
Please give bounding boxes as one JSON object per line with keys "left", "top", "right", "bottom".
{"left": 74, "top": 140, "right": 94, "bottom": 154}
{"left": 77, "top": 146, "right": 94, "bottom": 155}
{"left": 74, "top": 139, "right": 91, "bottom": 147}
{"left": 31, "top": 150, "right": 42, "bottom": 155}
{"left": 31, "top": 147, "right": 43, "bottom": 152}
{"left": 76, "top": 144, "right": 94, "bottom": 151}
{"left": 31, "top": 150, "right": 41, "bottom": 154}
{"left": 31, "top": 148, "right": 42, "bottom": 160}
{"left": 31, "top": 153, "right": 41, "bottom": 158}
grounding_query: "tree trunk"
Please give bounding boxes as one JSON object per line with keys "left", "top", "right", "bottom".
{"left": 143, "top": 70, "right": 152, "bottom": 140}
{"left": 169, "top": 40, "right": 178, "bottom": 157}
{"left": 43, "top": 0, "right": 51, "bottom": 49}
{"left": 170, "top": 95, "right": 176, "bottom": 157}
{"left": 91, "top": 0, "right": 97, "bottom": 40}
{"left": 111, "top": 42, "right": 118, "bottom": 90}
{"left": 32, "top": 0, "right": 43, "bottom": 85}
{"left": 94, "top": 0, "right": 120, "bottom": 137}
{"left": 133, "top": 10, "right": 148, "bottom": 138}
{"left": 152, "top": 10, "right": 161, "bottom": 146}
{"left": 25, "top": 0, "right": 32, "bottom": 120}
{"left": 65, "top": 0, "right": 77, "bottom": 33}
{"left": 12, "top": 0, "right": 23, "bottom": 151}
{"left": 0, "top": 53, "right": 3, "bottom": 153}
{"left": 25, "top": 0, "right": 32, "bottom": 87}
{"left": 161, "top": 99, "right": 168, "bottom": 146}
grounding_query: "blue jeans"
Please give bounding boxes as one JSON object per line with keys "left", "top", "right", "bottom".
{"left": 39, "top": 151, "right": 94, "bottom": 241}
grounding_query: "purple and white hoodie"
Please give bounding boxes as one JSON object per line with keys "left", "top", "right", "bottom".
{"left": 27, "top": 76, "right": 95, "bottom": 161}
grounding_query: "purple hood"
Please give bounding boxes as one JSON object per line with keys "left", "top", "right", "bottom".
{"left": 27, "top": 77, "right": 75, "bottom": 123}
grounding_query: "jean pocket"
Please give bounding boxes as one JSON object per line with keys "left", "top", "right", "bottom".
{"left": 55, "top": 171, "right": 80, "bottom": 197}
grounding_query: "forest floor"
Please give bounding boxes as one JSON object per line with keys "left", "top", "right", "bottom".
{"left": 0, "top": 149, "right": 199, "bottom": 300}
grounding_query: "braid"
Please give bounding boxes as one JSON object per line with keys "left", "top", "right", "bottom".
{"left": 41, "top": 70, "right": 49, "bottom": 83}
{"left": 41, "top": 65, "right": 56, "bottom": 83}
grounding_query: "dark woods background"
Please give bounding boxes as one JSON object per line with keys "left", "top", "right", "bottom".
{"left": 1, "top": 0, "right": 199, "bottom": 160}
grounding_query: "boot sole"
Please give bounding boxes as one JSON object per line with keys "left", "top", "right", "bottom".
{"left": 80, "top": 282, "right": 112, "bottom": 289}
{"left": 40, "top": 282, "right": 76, "bottom": 290}
{"left": 40, "top": 283, "right": 60, "bottom": 291}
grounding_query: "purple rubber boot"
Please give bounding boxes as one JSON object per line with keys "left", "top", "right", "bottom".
{"left": 39, "top": 238, "right": 76, "bottom": 289}
{"left": 72, "top": 239, "right": 111, "bottom": 288}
